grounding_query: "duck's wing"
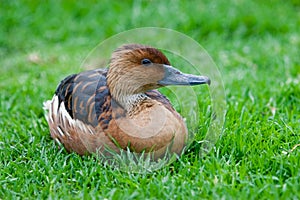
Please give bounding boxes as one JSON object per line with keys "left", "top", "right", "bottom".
{"left": 44, "top": 69, "right": 120, "bottom": 155}
{"left": 54, "top": 69, "right": 112, "bottom": 128}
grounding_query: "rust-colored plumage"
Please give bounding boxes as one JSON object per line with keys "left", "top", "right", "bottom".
{"left": 44, "top": 44, "right": 210, "bottom": 159}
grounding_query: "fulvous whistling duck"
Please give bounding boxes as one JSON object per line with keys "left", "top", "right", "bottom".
{"left": 44, "top": 44, "right": 210, "bottom": 160}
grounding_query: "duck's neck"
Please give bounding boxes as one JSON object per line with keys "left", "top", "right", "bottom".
{"left": 107, "top": 73, "right": 150, "bottom": 112}
{"left": 115, "top": 93, "right": 149, "bottom": 113}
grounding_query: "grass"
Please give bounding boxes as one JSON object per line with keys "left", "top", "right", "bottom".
{"left": 1, "top": 0, "right": 300, "bottom": 199}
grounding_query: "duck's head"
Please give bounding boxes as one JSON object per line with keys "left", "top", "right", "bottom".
{"left": 107, "top": 44, "right": 210, "bottom": 108}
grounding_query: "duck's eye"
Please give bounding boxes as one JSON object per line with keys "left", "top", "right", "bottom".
{"left": 141, "top": 58, "right": 152, "bottom": 65}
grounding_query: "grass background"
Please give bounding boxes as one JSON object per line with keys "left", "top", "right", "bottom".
{"left": 1, "top": 0, "right": 300, "bottom": 199}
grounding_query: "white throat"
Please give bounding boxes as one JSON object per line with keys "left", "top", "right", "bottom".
{"left": 118, "top": 93, "right": 148, "bottom": 112}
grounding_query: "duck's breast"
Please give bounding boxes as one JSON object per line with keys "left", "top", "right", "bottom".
{"left": 106, "top": 91, "right": 188, "bottom": 157}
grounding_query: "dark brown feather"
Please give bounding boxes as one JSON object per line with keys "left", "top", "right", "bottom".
{"left": 55, "top": 69, "right": 111, "bottom": 128}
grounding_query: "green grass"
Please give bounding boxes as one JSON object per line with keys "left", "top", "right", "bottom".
{"left": 1, "top": 0, "right": 300, "bottom": 199}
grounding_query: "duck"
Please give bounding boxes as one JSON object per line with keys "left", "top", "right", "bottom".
{"left": 43, "top": 44, "right": 210, "bottom": 160}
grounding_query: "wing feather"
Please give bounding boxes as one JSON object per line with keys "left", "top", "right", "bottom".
{"left": 54, "top": 69, "right": 112, "bottom": 128}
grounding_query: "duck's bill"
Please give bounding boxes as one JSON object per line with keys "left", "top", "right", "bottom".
{"left": 158, "top": 65, "right": 211, "bottom": 86}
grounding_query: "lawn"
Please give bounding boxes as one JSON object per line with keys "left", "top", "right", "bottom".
{"left": 1, "top": 0, "right": 300, "bottom": 199}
